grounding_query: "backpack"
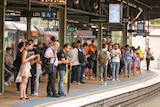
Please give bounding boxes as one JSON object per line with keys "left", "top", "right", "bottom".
{"left": 77, "top": 49, "right": 86, "bottom": 64}
{"left": 98, "top": 51, "right": 108, "bottom": 65}
{"left": 88, "top": 50, "right": 96, "bottom": 61}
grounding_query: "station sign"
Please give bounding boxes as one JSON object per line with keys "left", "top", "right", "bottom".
{"left": 5, "top": 14, "right": 20, "bottom": 21}
{"left": 21, "top": 11, "right": 57, "bottom": 18}
{"left": 89, "top": 16, "right": 107, "bottom": 23}
{"left": 40, "top": 0, "right": 66, "bottom": 5}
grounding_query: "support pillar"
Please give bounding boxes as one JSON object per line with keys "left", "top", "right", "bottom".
{"left": 0, "top": 0, "right": 6, "bottom": 93}
{"left": 123, "top": 24, "right": 127, "bottom": 46}
{"left": 59, "top": 7, "right": 67, "bottom": 48}
{"left": 96, "top": 23, "right": 103, "bottom": 77}
{"left": 26, "top": 17, "right": 31, "bottom": 40}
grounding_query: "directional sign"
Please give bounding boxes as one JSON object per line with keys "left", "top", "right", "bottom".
{"left": 68, "top": 26, "right": 77, "bottom": 32}
{"left": 21, "top": 11, "right": 41, "bottom": 17}
{"left": 21, "top": 11, "right": 57, "bottom": 18}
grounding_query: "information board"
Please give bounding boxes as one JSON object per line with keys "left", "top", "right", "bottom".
{"left": 109, "top": 3, "right": 121, "bottom": 23}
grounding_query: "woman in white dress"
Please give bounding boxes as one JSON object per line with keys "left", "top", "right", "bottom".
{"left": 18, "top": 40, "right": 37, "bottom": 100}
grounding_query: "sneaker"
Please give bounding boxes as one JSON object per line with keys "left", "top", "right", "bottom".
{"left": 90, "top": 76, "right": 95, "bottom": 80}
{"left": 116, "top": 79, "right": 120, "bottom": 81}
{"left": 4, "top": 82, "right": 9, "bottom": 86}
{"left": 104, "top": 82, "right": 107, "bottom": 85}
{"left": 33, "top": 92, "right": 38, "bottom": 96}
{"left": 77, "top": 82, "right": 81, "bottom": 85}
{"left": 80, "top": 81, "right": 86, "bottom": 84}
{"left": 100, "top": 81, "right": 104, "bottom": 85}
{"left": 52, "top": 94, "right": 61, "bottom": 98}
{"left": 112, "top": 79, "right": 115, "bottom": 82}
{"left": 100, "top": 79, "right": 103, "bottom": 82}
{"left": 59, "top": 93, "right": 66, "bottom": 97}
{"left": 85, "top": 76, "right": 89, "bottom": 79}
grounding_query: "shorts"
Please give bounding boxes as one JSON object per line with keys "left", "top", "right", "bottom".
{"left": 87, "top": 61, "right": 94, "bottom": 69}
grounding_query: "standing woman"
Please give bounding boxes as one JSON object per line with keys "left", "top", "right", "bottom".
{"left": 18, "top": 40, "right": 37, "bottom": 100}
{"left": 86, "top": 44, "right": 95, "bottom": 80}
{"left": 145, "top": 47, "right": 152, "bottom": 71}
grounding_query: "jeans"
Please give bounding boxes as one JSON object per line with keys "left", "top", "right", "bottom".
{"left": 124, "top": 59, "right": 132, "bottom": 77}
{"left": 71, "top": 65, "right": 81, "bottom": 83}
{"left": 58, "top": 70, "right": 66, "bottom": 94}
{"left": 34, "top": 67, "right": 42, "bottom": 93}
{"left": 4, "top": 70, "right": 14, "bottom": 82}
{"left": 112, "top": 62, "right": 120, "bottom": 79}
{"left": 99, "top": 64, "right": 108, "bottom": 81}
{"left": 47, "top": 66, "right": 57, "bottom": 95}
{"left": 80, "top": 64, "right": 86, "bottom": 82}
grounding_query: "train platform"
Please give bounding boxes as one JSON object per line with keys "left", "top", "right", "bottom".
{"left": 0, "top": 69, "right": 155, "bottom": 107}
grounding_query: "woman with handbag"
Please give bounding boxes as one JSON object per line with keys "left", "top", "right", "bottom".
{"left": 145, "top": 47, "right": 152, "bottom": 71}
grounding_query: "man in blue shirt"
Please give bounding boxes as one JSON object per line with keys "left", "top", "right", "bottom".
{"left": 123, "top": 45, "right": 133, "bottom": 78}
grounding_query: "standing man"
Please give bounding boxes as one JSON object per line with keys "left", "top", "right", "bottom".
{"left": 111, "top": 43, "right": 121, "bottom": 81}
{"left": 14, "top": 42, "right": 25, "bottom": 92}
{"left": 97, "top": 44, "right": 110, "bottom": 85}
{"left": 57, "top": 43, "right": 73, "bottom": 96}
{"left": 45, "top": 41, "right": 60, "bottom": 97}
{"left": 123, "top": 45, "right": 133, "bottom": 77}
{"left": 67, "top": 42, "right": 81, "bottom": 84}
{"left": 77, "top": 41, "right": 87, "bottom": 83}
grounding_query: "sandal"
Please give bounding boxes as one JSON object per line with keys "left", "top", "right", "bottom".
{"left": 25, "top": 97, "right": 30, "bottom": 100}
{"left": 19, "top": 97, "right": 24, "bottom": 100}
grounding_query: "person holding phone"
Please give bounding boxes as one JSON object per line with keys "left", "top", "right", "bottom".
{"left": 18, "top": 40, "right": 38, "bottom": 100}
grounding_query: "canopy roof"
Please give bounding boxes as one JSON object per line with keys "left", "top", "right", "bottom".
{"left": 6, "top": 0, "right": 160, "bottom": 30}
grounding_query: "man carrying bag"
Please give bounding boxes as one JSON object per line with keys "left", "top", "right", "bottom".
{"left": 44, "top": 41, "right": 60, "bottom": 97}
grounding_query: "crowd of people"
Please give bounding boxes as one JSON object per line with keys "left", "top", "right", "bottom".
{"left": 3, "top": 36, "right": 154, "bottom": 100}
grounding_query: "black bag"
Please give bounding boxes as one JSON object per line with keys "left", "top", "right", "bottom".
{"left": 77, "top": 49, "right": 86, "bottom": 64}
{"left": 45, "top": 64, "right": 53, "bottom": 74}
{"left": 150, "top": 56, "right": 154, "bottom": 60}
{"left": 44, "top": 48, "right": 56, "bottom": 74}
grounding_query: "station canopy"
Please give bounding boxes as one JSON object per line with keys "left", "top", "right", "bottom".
{"left": 6, "top": 0, "right": 160, "bottom": 30}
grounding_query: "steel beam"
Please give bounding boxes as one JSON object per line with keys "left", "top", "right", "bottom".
{"left": 0, "top": 0, "right": 6, "bottom": 93}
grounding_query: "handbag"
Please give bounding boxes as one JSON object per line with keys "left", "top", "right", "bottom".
{"left": 44, "top": 48, "right": 56, "bottom": 74}
{"left": 45, "top": 64, "right": 53, "bottom": 74}
{"left": 150, "top": 56, "right": 154, "bottom": 60}
{"left": 15, "top": 75, "right": 22, "bottom": 83}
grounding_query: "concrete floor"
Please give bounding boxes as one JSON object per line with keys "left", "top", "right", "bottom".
{"left": 0, "top": 71, "right": 145, "bottom": 107}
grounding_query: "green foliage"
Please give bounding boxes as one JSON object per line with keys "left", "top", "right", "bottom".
{"left": 150, "top": 18, "right": 160, "bottom": 24}
{"left": 111, "top": 31, "right": 123, "bottom": 44}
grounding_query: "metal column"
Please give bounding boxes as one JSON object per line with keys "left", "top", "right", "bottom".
{"left": 26, "top": 17, "right": 31, "bottom": 40}
{"left": 0, "top": 0, "right": 6, "bottom": 93}
{"left": 59, "top": 7, "right": 67, "bottom": 48}
{"left": 96, "top": 23, "right": 103, "bottom": 77}
{"left": 26, "top": 0, "right": 31, "bottom": 40}
{"left": 122, "top": 0, "right": 129, "bottom": 46}
{"left": 123, "top": 24, "right": 127, "bottom": 46}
